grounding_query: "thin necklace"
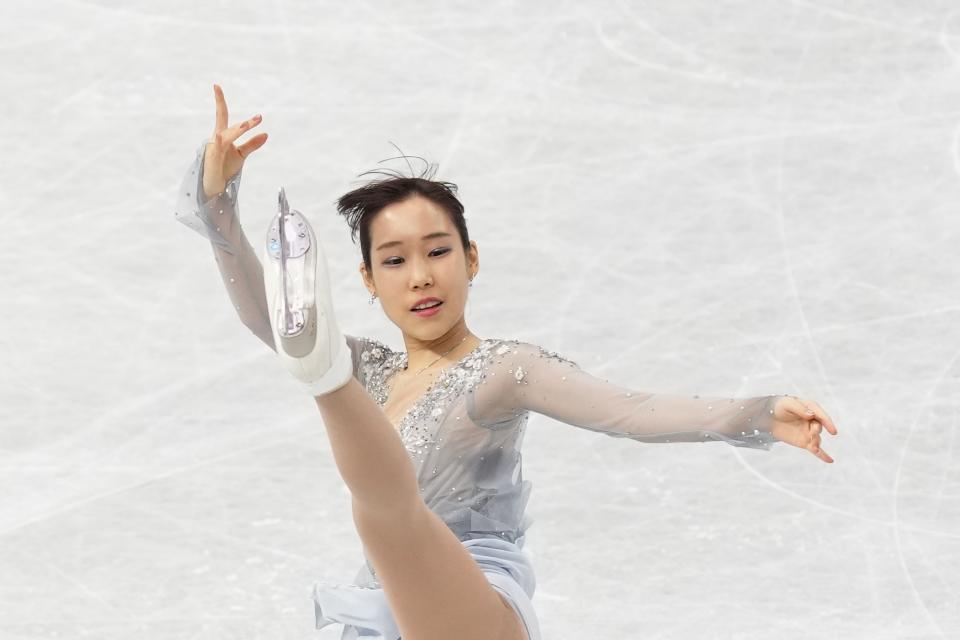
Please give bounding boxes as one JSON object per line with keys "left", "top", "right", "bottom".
{"left": 405, "top": 335, "right": 470, "bottom": 377}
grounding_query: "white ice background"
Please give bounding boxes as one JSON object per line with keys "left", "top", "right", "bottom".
{"left": 2, "top": 1, "right": 959, "bottom": 638}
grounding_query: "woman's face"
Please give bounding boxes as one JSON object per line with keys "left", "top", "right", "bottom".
{"left": 361, "top": 194, "right": 478, "bottom": 341}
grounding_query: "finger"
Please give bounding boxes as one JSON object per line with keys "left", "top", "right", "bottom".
{"left": 236, "top": 131, "right": 268, "bottom": 158}
{"left": 811, "top": 442, "right": 834, "bottom": 464}
{"left": 796, "top": 399, "right": 837, "bottom": 436}
{"left": 214, "top": 84, "right": 228, "bottom": 135}
{"left": 808, "top": 400, "right": 839, "bottom": 435}
{"left": 808, "top": 428, "right": 834, "bottom": 463}
{"left": 221, "top": 113, "right": 263, "bottom": 148}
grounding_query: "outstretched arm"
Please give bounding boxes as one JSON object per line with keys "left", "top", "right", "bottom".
{"left": 468, "top": 340, "right": 781, "bottom": 450}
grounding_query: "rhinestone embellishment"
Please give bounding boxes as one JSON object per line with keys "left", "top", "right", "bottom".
{"left": 360, "top": 338, "right": 500, "bottom": 456}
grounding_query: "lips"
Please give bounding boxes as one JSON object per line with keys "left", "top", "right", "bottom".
{"left": 410, "top": 297, "right": 443, "bottom": 310}
{"left": 411, "top": 301, "right": 443, "bottom": 311}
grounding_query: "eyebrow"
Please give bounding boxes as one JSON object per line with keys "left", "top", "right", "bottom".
{"left": 375, "top": 231, "right": 453, "bottom": 252}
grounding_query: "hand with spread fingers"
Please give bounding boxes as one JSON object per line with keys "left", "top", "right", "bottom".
{"left": 202, "top": 83, "right": 269, "bottom": 200}
{"left": 769, "top": 396, "right": 839, "bottom": 463}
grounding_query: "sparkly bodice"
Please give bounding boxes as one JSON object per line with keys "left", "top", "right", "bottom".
{"left": 174, "top": 136, "right": 782, "bottom": 551}
{"left": 347, "top": 335, "right": 537, "bottom": 543}
{"left": 359, "top": 338, "right": 504, "bottom": 456}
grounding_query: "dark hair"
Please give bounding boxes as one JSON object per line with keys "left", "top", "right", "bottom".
{"left": 335, "top": 149, "right": 470, "bottom": 272}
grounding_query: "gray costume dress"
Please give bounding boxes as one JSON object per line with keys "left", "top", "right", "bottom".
{"left": 174, "top": 139, "right": 781, "bottom": 640}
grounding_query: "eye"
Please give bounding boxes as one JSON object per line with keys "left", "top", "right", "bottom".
{"left": 382, "top": 247, "right": 450, "bottom": 266}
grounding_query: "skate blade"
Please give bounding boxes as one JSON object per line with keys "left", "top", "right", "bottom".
{"left": 267, "top": 189, "right": 319, "bottom": 359}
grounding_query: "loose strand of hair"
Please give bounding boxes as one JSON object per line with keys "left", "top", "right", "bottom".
{"left": 355, "top": 167, "right": 407, "bottom": 181}
{"left": 386, "top": 141, "right": 417, "bottom": 178}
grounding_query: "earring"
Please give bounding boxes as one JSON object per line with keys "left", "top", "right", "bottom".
{"left": 368, "top": 292, "right": 377, "bottom": 305}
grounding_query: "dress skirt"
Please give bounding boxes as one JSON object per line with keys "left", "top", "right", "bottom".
{"left": 313, "top": 534, "right": 540, "bottom": 640}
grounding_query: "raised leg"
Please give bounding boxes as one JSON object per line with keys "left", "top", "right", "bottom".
{"left": 314, "top": 378, "right": 528, "bottom": 640}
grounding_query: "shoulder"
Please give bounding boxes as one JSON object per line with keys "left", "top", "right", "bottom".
{"left": 344, "top": 335, "right": 401, "bottom": 387}
{"left": 487, "top": 338, "right": 581, "bottom": 368}
{"left": 353, "top": 336, "right": 395, "bottom": 361}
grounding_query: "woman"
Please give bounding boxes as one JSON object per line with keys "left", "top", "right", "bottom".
{"left": 174, "top": 84, "right": 839, "bottom": 640}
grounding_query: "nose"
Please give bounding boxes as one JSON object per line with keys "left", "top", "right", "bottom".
{"left": 409, "top": 256, "right": 433, "bottom": 289}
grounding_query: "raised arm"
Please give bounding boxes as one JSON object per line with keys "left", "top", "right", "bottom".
{"left": 174, "top": 139, "right": 371, "bottom": 379}
{"left": 174, "top": 138, "right": 277, "bottom": 351}
{"left": 468, "top": 340, "right": 780, "bottom": 450}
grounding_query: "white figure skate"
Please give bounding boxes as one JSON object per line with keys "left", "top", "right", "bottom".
{"left": 263, "top": 187, "right": 352, "bottom": 396}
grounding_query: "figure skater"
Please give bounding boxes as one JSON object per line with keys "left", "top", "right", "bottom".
{"left": 174, "top": 84, "right": 839, "bottom": 640}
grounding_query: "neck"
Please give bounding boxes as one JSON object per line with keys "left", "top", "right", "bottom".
{"left": 401, "top": 323, "right": 481, "bottom": 374}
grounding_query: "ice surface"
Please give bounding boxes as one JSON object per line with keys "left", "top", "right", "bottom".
{"left": 2, "top": 1, "right": 959, "bottom": 638}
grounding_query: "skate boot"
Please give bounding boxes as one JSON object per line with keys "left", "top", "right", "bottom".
{"left": 263, "top": 187, "right": 352, "bottom": 396}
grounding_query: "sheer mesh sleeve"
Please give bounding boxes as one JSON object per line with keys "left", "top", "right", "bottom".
{"left": 172, "top": 138, "right": 366, "bottom": 380}
{"left": 470, "top": 340, "right": 779, "bottom": 450}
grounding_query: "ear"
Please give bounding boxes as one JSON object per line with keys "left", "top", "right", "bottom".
{"left": 359, "top": 261, "right": 375, "bottom": 295}
{"left": 467, "top": 241, "right": 479, "bottom": 278}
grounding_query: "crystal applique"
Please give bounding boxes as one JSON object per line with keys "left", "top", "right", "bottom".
{"left": 361, "top": 338, "right": 502, "bottom": 456}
